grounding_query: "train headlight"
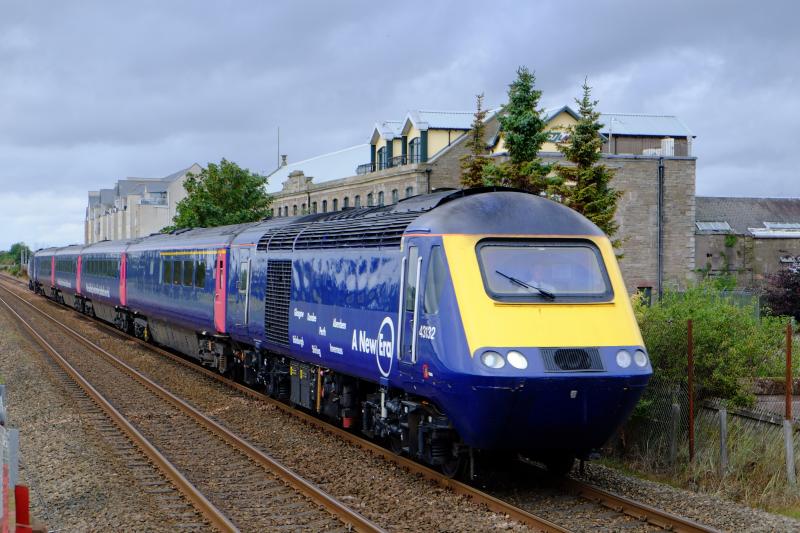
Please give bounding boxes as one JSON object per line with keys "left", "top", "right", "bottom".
{"left": 506, "top": 350, "right": 528, "bottom": 370}
{"left": 615, "top": 350, "right": 632, "bottom": 369}
{"left": 481, "top": 351, "right": 505, "bottom": 369}
{"left": 634, "top": 349, "right": 648, "bottom": 368}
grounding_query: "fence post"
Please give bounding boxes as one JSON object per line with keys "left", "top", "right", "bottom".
{"left": 688, "top": 319, "right": 695, "bottom": 463}
{"left": 719, "top": 407, "right": 728, "bottom": 476}
{"left": 786, "top": 321, "right": 796, "bottom": 486}
{"left": 669, "top": 403, "right": 680, "bottom": 466}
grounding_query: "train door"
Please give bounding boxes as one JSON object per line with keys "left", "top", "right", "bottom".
{"left": 214, "top": 249, "right": 227, "bottom": 333}
{"left": 50, "top": 256, "right": 55, "bottom": 288}
{"left": 399, "top": 243, "right": 422, "bottom": 367}
{"left": 76, "top": 256, "right": 82, "bottom": 295}
{"left": 119, "top": 253, "right": 127, "bottom": 306}
{"left": 232, "top": 248, "right": 252, "bottom": 332}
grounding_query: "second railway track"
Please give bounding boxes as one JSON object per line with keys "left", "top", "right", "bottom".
{"left": 0, "top": 275, "right": 720, "bottom": 532}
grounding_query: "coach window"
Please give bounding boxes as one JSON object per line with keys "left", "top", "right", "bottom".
{"left": 423, "top": 246, "right": 446, "bottom": 315}
{"left": 195, "top": 261, "right": 206, "bottom": 288}
{"left": 405, "top": 246, "right": 420, "bottom": 312}
{"left": 163, "top": 259, "right": 172, "bottom": 284}
{"left": 173, "top": 260, "right": 182, "bottom": 285}
{"left": 183, "top": 260, "right": 194, "bottom": 286}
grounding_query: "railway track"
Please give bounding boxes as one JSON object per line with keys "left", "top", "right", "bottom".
{"left": 0, "top": 275, "right": 719, "bottom": 532}
{"left": 0, "top": 280, "right": 384, "bottom": 533}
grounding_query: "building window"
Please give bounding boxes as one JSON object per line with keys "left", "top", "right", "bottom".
{"left": 301, "top": 203, "right": 306, "bottom": 214}
{"left": 312, "top": 201, "right": 317, "bottom": 214}
{"left": 333, "top": 198, "right": 338, "bottom": 211}
{"left": 377, "top": 147, "right": 386, "bottom": 170}
{"left": 405, "top": 186, "right": 414, "bottom": 198}
{"left": 354, "top": 195, "right": 361, "bottom": 208}
{"left": 392, "top": 189, "right": 398, "bottom": 204}
{"left": 378, "top": 191, "right": 385, "bottom": 206}
{"left": 367, "top": 192, "right": 374, "bottom": 207}
{"left": 408, "top": 138, "right": 421, "bottom": 163}
{"left": 322, "top": 200, "right": 327, "bottom": 213}
{"left": 343, "top": 197, "right": 350, "bottom": 209}
{"left": 293, "top": 205, "right": 298, "bottom": 216}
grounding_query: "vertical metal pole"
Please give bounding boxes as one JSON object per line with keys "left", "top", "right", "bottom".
{"left": 688, "top": 319, "right": 695, "bottom": 463}
{"left": 787, "top": 321, "right": 793, "bottom": 421}
{"left": 786, "top": 321, "right": 796, "bottom": 485}
{"left": 719, "top": 408, "right": 728, "bottom": 476}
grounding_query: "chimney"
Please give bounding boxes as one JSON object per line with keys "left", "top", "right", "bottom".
{"left": 281, "top": 155, "right": 288, "bottom": 166}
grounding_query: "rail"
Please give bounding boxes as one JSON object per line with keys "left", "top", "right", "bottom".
{"left": 0, "top": 282, "right": 384, "bottom": 533}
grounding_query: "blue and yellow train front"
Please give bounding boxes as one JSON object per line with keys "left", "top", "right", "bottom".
{"left": 416, "top": 232, "right": 651, "bottom": 459}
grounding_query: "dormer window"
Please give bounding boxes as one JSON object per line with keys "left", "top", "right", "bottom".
{"left": 408, "top": 138, "right": 421, "bottom": 163}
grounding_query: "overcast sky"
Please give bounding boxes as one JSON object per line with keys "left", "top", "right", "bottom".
{"left": 1, "top": 1, "right": 798, "bottom": 250}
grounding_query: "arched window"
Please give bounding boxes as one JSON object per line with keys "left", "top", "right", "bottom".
{"left": 333, "top": 198, "right": 338, "bottom": 211}
{"left": 378, "top": 191, "right": 385, "bottom": 206}
{"left": 343, "top": 197, "right": 350, "bottom": 209}
{"left": 405, "top": 186, "right": 414, "bottom": 198}
{"left": 312, "top": 201, "right": 317, "bottom": 214}
{"left": 293, "top": 205, "right": 298, "bottom": 216}
{"left": 408, "top": 138, "right": 421, "bottom": 163}
{"left": 392, "top": 189, "right": 399, "bottom": 204}
{"left": 284, "top": 206, "right": 288, "bottom": 217}
{"left": 367, "top": 192, "right": 374, "bottom": 206}
{"left": 354, "top": 195, "right": 361, "bottom": 208}
{"left": 301, "top": 203, "right": 306, "bottom": 214}
{"left": 322, "top": 200, "right": 328, "bottom": 213}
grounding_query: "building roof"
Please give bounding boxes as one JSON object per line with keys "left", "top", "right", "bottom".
{"left": 370, "top": 120, "right": 404, "bottom": 143}
{"left": 402, "top": 109, "right": 498, "bottom": 135}
{"left": 599, "top": 113, "right": 693, "bottom": 137}
{"left": 265, "top": 144, "right": 369, "bottom": 193}
{"left": 696, "top": 196, "right": 800, "bottom": 237}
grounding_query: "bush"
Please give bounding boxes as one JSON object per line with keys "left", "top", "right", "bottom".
{"left": 634, "top": 283, "right": 789, "bottom": 406}
{"left": 763, "top": 267, "right": 800, "bottom": 321}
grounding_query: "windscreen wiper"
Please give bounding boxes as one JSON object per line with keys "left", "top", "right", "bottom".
{"left": 495, "top": 270, "right": 556, "bottom": 299}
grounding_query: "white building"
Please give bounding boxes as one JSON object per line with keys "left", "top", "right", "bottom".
{"left": 84, "top": 164, "right": 202, "bottom": 244}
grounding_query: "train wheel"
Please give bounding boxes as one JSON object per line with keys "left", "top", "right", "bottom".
{"left": 440, "top": 454, "right": 466, "bottom": 479}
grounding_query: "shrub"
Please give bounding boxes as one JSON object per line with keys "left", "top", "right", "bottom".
{"left": 763, "top": 267, "right": 800, "bottom": 321}
{"left": 634, "top": 283, "right": 788, "bottom": 406}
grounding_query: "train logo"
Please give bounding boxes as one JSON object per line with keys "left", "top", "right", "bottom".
{"left": 351, "top": 316, "right": 394, "bottom": 377}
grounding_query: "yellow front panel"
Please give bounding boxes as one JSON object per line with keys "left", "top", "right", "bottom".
{"left": 442, "top": 234, "right": 643, "bottom": 354}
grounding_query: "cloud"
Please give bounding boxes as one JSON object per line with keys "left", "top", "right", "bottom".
{"left": 1, "top": 0, "right": 799, "bottom": 249}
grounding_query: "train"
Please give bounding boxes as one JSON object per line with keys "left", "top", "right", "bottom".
{"left": 29, "top": 187, "right": 651, "bottom": 476}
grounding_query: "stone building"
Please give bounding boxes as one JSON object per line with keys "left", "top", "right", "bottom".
{"left": 695, "top": 197, "right": 800, "bottom": 288}
{"left": 85, "top": 164, "right": 202, "bottom": 244}
{"left": 269, "top": 107, "right": 697, "bottom": 296}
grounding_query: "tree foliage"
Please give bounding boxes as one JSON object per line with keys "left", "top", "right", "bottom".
{"left": 555, "top": 80, "right": 622, "bottom": 242}
{"left": 487, "top": 67, "right": 554, "bottom": 194}
{"left": 460, "top": 93, "right": 492, "bottom": 188}
{"left": 634, "top": 283, "right": 789, "bottom": 406}
{"left": 763, "top": 267, "right": 800, "bottom": 321}
{"left": 165, "top": 159, "right": 272, "bottom": 231}
{"left": 0, "top": 242, "right": 31, "bottom": 265}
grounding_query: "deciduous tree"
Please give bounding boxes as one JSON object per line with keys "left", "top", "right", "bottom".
{"left": 165, "top": 159, "right": 272, "bottom": 231}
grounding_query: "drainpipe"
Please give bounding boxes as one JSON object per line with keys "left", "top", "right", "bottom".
{"left": 657, "top": 157, "right": 665, "bottom": 301}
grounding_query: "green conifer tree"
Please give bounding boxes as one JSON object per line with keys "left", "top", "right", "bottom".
{"left": 489, "top": 67, "right": 553, "bottom": 194}
{"left": 460, "top": 93, "right": 491, "bottom": 188}
{"left": 555, "top": 79, "right": 622, "bottom": 243}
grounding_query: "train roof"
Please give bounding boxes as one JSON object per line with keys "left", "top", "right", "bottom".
{"left": 126, "top": 222, "right": 258, "bottom": 252}
{"left": 255, "top": 188, "right": 603, "bottom": 252}
{"left": 53, "top": 244, "right": 87, "bottom": 256}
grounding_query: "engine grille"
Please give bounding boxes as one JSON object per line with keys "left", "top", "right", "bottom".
{"left": 265, "top": 260, "right": 292, "bottom": 346}
{"left": 541, "top": 348, "right": 604, "bottom": 372}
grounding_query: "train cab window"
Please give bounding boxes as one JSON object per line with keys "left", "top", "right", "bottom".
{"left": 195, "top": 261, "right": 206, "bottom": 288}
{"left": 173, "top": 261, "right": 182, "bottom": 285}
{"left": 163, "top": 260, "right": 173, "bottom": 284}
{"left": 183, "top": 260, "right": 194, "bottom": 286}
{"left": 238, "top": 261, "right": 249, "bottom": 293}
{"left": 423, "top": 246, "right": 447, "bottom": 315}
{"left": 405, "top": 246, "right": 420, "bottom": 312}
